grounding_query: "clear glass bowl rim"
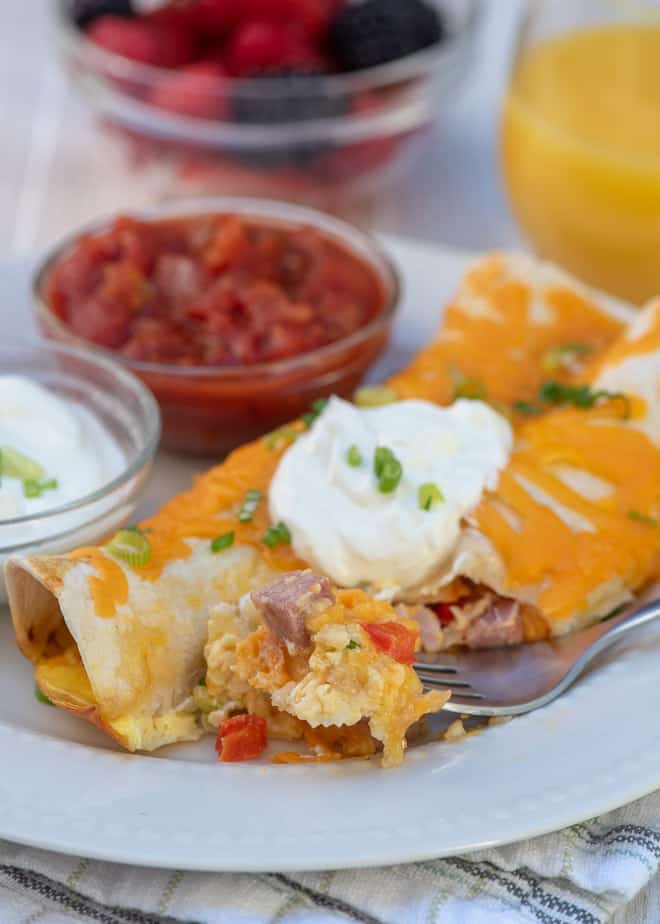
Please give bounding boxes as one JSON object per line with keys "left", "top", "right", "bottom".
{"left": 33, "top": 195, "right": 402, "bottom": 381}
{"left": 0, "top": 339, "right": 161, "bottom": 530}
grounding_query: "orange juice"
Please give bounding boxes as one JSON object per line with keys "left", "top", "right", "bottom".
{"left": 501, "top": 25, "right": 660, "bottom": 304}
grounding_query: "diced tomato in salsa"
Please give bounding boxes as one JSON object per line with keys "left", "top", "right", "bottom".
{"left": 216, "top": 713, "right": 268, "bottom": 762}
{"left": 363, "top": 621, "right": 418, "bottom": 664}
{"left": 45, "top": 213, "right": 384, "bottom": 366}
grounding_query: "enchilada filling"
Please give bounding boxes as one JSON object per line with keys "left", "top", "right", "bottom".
{"left": 202, "top": 570, "right": 449, "bottom": 767}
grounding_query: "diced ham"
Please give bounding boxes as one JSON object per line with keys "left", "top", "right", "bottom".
{"left": 251, "top": 570, "right": 335, "bottom": 649}
{"left": 404, "top": 604, "right": 445, "bottom": 653}
{"left": 465, "top": 598, "right": 523, "bottom": 649}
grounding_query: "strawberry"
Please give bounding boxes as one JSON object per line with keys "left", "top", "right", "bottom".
{"left": 87, "top": 16, "right": 195, "bottom": 68}
{"left": 150, "top": 60, "right": 228, "bottom": 119}
{"left": 225, "top": 20, "right": 324, "bottom": 77}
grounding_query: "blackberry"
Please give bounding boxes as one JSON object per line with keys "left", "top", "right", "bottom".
{"left": 329, "top": 0, "right": 445, "bottom": 72}
{"left": 71, "top": 0, "right": 134, "bottom": 29}
{"left": 231, "top": 68, "right": 348, "bottom": 167}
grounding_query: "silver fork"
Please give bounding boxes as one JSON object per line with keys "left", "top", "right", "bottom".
{"left": 414, "top": 589, "right": 660, "bottom": 716}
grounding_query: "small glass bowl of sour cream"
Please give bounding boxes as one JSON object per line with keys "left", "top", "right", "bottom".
{"left": 0, "top": 340, "right": 160, "bottom": 601}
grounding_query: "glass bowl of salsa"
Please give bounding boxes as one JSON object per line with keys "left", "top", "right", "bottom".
{"left": 34, "top": 197, "right": 400, "bottom": 455}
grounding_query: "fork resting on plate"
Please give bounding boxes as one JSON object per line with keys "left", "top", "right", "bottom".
{"left": 415, "top": 589, "right": 660, "bottom": 716}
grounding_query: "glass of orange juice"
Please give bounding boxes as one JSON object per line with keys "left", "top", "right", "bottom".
{"left": 501, "top": 0, "right": 660, "bottom": 304}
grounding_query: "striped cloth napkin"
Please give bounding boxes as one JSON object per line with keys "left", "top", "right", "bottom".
{"left": 2, "top": 790, "right": 660, "bottom": 924}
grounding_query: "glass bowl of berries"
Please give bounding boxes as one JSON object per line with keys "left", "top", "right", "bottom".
{"left": 57, "top": 0, "right": 481, "bottom": 211}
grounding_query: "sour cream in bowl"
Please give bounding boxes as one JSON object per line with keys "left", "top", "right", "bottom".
{"left": 0, "top": 341, "right": 160, "bottom": 601}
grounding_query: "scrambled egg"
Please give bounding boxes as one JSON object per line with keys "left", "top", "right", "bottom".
{"left": 228, "top": 589, "right": 449, "bottom": 767}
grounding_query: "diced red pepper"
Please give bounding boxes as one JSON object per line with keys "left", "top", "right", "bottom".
{"left": 216, "top": 714, "right": 268, "bottom": 762}
{"left": 363, "top": 621, "right": 418, "bottom": 664}
{"left": 433, "top": 603, "right": 456, "bottom": 627}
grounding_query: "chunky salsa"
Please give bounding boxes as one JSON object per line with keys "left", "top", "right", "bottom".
{"left": 45, "top": 213, "right": 386, "bottom": 366}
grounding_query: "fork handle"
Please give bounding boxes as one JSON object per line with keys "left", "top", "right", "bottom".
{"left": 569, "top": 596, "right": 660, "bottom": 665}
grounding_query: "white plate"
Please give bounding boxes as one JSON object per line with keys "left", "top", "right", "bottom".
{"left": 2, "top": 238, "right": 660, "bottom": 873}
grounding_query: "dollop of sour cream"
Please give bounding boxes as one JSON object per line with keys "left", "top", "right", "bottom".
{"left": 269, "top": 396, "right": 513, "bottom": 594}
{"left": 0, "top": 376, "right": 124, "bottom": 521}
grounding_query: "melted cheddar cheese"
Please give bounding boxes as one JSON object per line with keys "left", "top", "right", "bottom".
{"left": 389, "top": 253, "right": 623, "bottom": 408}
{"left": 476, "top": 407, "right": 660, "bottom": 619}
{"left": 72, "top": 252, "right": 659, "bottom": 629}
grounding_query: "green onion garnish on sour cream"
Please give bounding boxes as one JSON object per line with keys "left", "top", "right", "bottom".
{"left": 418, "top": 482, "right": 445, "bottom": 511}
{"left": 107, "top": 527, "right": 152, "bottom": 568}
{"left": 0, "top": 447, "right": 44, "bottom": 481}
{"left": 302, "top": 398, "right": 329, "bottom": 429}
{"left": 353, "top": 385, "right": 398, "bottom": 408}
{"left": 23, "top": 478, "right": 58, "bottom": 499}
{"left": 346, "top": 444, "right": 363, "bottom": 467}
{"left": 374, "top": 446, "right": 403, "bottom": 494}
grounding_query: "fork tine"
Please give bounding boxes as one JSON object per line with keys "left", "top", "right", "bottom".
{"left": 416, "top": 674, "right": 473, "bottom": 689}
{"left": 412, "top": 662, "right": 458, "bottom": 674}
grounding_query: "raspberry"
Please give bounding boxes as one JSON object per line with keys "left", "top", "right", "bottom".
{"left": 179, "top": 0, "right": 236, "bottom": 34}
{"left": 71, "top": 0, "right": 133, "bottom": 29}
{"left": 237, "top": 0, "right": 340, "bottom": 37}
{"left": 87, "top": 16, "right": 195, "bottom": 68}
{"left": 150, "top": 60, "right": 228, "bottom": 120}
{"left": 184, "top": 0, "right": 342, "bottom": 38}
{"left": 225, "top": 21, "right": 324, "bottom": 77}
{"left": 329, "top": 0, "right": 445, "bottom": 71}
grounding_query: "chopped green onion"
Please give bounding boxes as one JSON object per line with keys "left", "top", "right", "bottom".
{"left": 418, "top": 482, "right": 445, "bottom": 511}
{"left": 107, "top": 527, "right": 151, "bottom": 567}
{"left": 628, "top": 510, "right": 659, "bottom": 528}
{"left": 452, "top": 377, "right": 487, "bottom": 402}
{"left": 354, "top": 385, "right": 399, "bottom": 408}
{"left": 0, "top": 447, "right": 44, "bottom": 481}
{"left": 542, "top": 341, "right": 592, "bottom": 372}
{"left": 346, "top": 639, "right": 361, "bottom": 650}
{"left": 373, "top": 447, "right": 402, "bottom": 494}
{"left": 263, "top": 425, "right": 299, "bottom": 450}
{"left": 513, "top": 400, "right": 543, "bottom": 416}
{"left": 238, "top": 488, "right": 262, "bottom": 523}
{"left": 262, "top": 521, "right": 292, "bottom": 548}
{"left": 302, "top": 397, "right": 330, "bottom": 428}
{"left": 538, "top": 381, "right": 630, "bottom": 418}
{"left": 198, "top": 676, "right": 207, "bottom": 687}
{"left": 34, "top": 685, "right": 54, "bottom": 706}
{"left": 211, "top": 531, "right": 235, "bottom": 553}
{"left": 346, "top": 444, "right": 363, "bottom": 467}
{"left": 373, "top": 446, "right": 394, "bottom": 478}
{"left": 22, "top": 478, "right": 58, "bottom": 499}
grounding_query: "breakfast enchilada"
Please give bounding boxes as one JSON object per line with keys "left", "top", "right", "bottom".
{"left": 6, "top": 252, "right": 659, "bottom": 766}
